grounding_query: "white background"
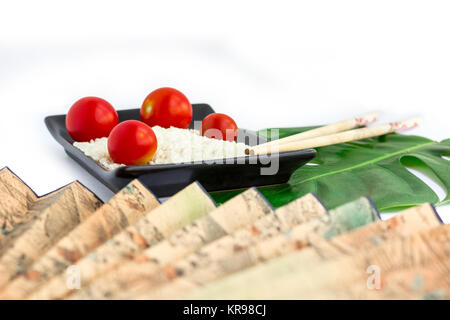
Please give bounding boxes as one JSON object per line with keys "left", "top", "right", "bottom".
{"left": 0, "top": 0, "right": 449, "bottom": 221}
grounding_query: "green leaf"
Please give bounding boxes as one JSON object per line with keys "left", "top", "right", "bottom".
{"left": 212, "top": 129, "right": 450, "bottom": 212}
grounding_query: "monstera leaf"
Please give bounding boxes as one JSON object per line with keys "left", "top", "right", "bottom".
{"left": 212, "top": 128, "right": 450, "bottom": 212}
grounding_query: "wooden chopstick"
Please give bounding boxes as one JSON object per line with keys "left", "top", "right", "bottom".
{"left": 254, "top": 112, "right": 379, "bottom": 151}
{"left": 248, "top": 117, "right": 422, "bottom": 155}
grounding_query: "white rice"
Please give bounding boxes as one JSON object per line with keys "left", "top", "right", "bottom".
{"left": 73, "top": 126, "right": 249, "bottom": 170}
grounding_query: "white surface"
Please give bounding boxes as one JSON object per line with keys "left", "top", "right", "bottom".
{"left": 0, "top": 0, "right": 449, "bottom": 221}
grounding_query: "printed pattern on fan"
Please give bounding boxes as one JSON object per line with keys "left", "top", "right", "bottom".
{"left": 186, "top": 224, "right": 450, "bottom": 299}
{"left": 144, "top": 202, "right": 441, "bottom": 299}
{"left": 70, "top": 193, "right": 326, "bottom": 299}
{"left": 0, "top": 179, "right": 160, "bottom": 299}
{"left": 26, "top": 182, "right": 217, "bottom": 299}
{"left": 0, "top": 168, "right": 38, "bottom": 234}
{"left": 123, "top": 196, "right": 381, "bottom": 299}
{"left": 0, "top": 168, "right": 88, "bottom": 246}
{"left": 0, "top": 169, "right": 448, "bottom": 300}
{"left": 0, "top": 178, "right": 103, "bottom": 290}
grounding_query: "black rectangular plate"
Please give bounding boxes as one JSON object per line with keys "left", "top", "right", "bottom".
{"left": 45, "top": 104, "right": 316, "bottom": 197}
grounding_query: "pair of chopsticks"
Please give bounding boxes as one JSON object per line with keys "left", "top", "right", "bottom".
{"left": 247, "top": 113, "right": 422, "bottom": 155}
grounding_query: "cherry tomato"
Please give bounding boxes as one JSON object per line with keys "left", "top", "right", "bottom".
{"left": 140, "top": 87, "right": 192, "bottom": 129}
{"left": 107, "top": 120, "right": 158, "bottom": 166}
{"left": 66, "top": 97, "right": 118, "bottom": 142}
{"left": 201, "top": 113, "right": 238, "bottom": 142}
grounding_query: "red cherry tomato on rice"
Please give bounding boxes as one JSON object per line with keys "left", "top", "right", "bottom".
{"left": 201, "top": 113, "right": 238, "bottom": 142}
{"left": 107, "top": 120, "right": 158, "bottom": 166}
{"left": 66, "top": 97, "right": 118, "bottom": 142}
{"left": 140, "top": 87, "right": 193, "bottom": 129}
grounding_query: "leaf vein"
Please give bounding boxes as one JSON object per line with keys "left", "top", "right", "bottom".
{"left": 297, "top": 141, "right": 436, "bottom": 185}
